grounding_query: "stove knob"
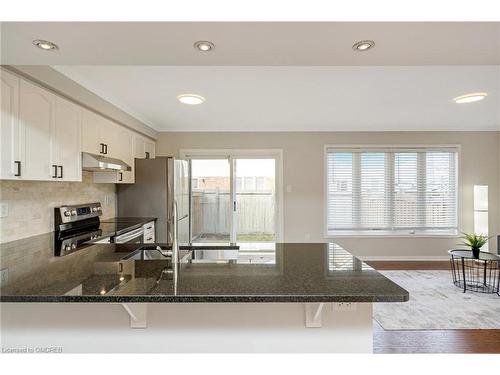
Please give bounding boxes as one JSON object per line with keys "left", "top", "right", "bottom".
{"left": 70, "top": 210, "right": 77, "bottom": 216}
{"left": 71, "top": 243, "right": 77, "bottom": 250}
{"left": 92, "top": 207, "right": 98, "bottom": 212}
{"left": 96, "top": 206, "right": 102, "bottom": 211}
{"left": 65, "top": 244, "right": 71, "bottom": 251}
{"left": 64, "top": 211, "right": 71, "bottom": 217}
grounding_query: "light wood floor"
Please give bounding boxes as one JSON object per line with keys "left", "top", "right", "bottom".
{"left": 366, "top": 261, "right": 500, "bottom": 354}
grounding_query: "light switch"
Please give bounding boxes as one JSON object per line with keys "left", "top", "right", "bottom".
{"left": 286, "top": 185, "right": 292, "bottom": 193}
{"left": 0, "top": 202, "right": 8, "bottom": 218}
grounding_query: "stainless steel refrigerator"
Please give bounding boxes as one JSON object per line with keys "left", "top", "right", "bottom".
{"left": 116, "top": 157, "right": 190, "bottom": 245}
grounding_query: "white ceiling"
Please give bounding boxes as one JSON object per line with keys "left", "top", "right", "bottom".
{"left": 53, "top": 65, "right": 500, "bottom": 132}
{"left": 2, "top": 22, "right": 500, "bottom": 65}
{"left": 3, "top": 22, "right": 499, "bottom": 132}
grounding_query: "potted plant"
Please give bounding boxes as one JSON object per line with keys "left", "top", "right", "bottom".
{"left": 458, "top": 232, "right": 490, "bottom": 259}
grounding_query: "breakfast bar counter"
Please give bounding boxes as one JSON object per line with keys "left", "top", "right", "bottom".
{"left": 0, "top": 242, "right": 408, "bottom": 353}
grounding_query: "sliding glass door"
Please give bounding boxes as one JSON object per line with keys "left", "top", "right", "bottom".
{"left": 190, "top": 159, "right": 231, "bottom": 242}
{"left": 185, "top": 151, "right": 281, "bottom": 244}
{"left": 234, "top": 158, "right": 276, "bottom": 242}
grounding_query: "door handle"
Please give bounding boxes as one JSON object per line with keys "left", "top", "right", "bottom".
{"left": 52, "top": 165, "right": 58, "bottom": 178}
{"left": 58, "top": 165, "right": 63, "bottom": 179}
{"left": 14, "top": 161, "right": 21, "bottom": 177}
{"left": 119, "top": 172, "right": 123, "bottom": 181}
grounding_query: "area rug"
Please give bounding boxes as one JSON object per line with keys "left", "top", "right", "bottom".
{"left": 373, "top": 270, "right": 500, "bottom": 330}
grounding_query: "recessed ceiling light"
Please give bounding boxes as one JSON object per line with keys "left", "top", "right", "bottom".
{"left": 453, "top": 92, "right": 488, "bottom": 104}
{"left": 352, "top": 40, "right": 375, "bottom": 52}
{"left": 32, "top": 39, "right": 58, "bottom": 51}
{"left": 194, "top": 41, "right": 215, "bottom": 52}
{"left": 177, "top": 94, "right": 205, "bottom": 105}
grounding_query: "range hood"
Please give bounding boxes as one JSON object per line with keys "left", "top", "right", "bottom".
{"left": 82, "top": 153, "right": 131, "bottom": 172}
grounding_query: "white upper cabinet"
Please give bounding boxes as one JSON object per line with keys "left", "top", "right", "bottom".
{"left": 19, "top": 79, "right": 55, "bottom": 181}
{"left": 134, "top": 133, "right": 156, "bottom": 159}
{"left": 81, "top": 109, "right": 102, "bottom": 155}
{"left": 117, "top": 127, "right": 135, "bottom": 183}
{"left": 0, "top": 69, "right": 22, "bottom": 180}
{"left": 144, "top": 138, "right": 156, "bottom": 159}
{"left": 93, "top": 126, "right": 135, "bottom": 184}
{"left": 1, "top": 70, "right": 152, "bottom": 184}
{"left": 82, "top": 109, "right": 134, "bottom": 162}
{"left": 53, "top": 97, "right": 82, "bottom": 181}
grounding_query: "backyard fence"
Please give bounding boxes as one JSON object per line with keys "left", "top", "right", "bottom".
{"left": 191, "top": 189, "right": 275, "bottom": 241}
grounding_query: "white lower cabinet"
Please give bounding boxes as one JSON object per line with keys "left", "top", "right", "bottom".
{"left": 143, "top": 221, "right": 156, "bottom": 243}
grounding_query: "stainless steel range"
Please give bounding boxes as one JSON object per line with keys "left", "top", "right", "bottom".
{"left": 54, "top": 202, "right": 106, "bottom": 256}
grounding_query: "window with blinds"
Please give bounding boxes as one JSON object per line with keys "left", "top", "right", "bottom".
{"left": 326, "top": 146, "right": 458, "bottom": 235}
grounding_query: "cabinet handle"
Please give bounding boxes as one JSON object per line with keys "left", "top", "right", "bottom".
{"left": 119, "top": 172, "right": 123, "bottom": 182}
{"left": 58, "top": 165, "right": 63, "bottom": 179}
{"left": 14, "top": 161, "right": 21, "bottom": 177}
{"left": 52, "top": 165, "right": 58, "bottom": 178}
{"left": 104, "top": 144, "right": 108, "bottom": 154}
{"left": 145, "top": 151, "right": 150, "bottom": 159}
{"left": 99, "top": 143, "right": 104, "bottom": 154}
{"left": 146, "top": 226, "right": 152, "bottom": 230}
{"left": 147, "top": 238, "right": 153, "bottom": 241}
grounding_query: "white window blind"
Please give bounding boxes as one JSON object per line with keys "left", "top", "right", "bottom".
{"left": 326, "top": 147, "right": 458, "bottom": 235}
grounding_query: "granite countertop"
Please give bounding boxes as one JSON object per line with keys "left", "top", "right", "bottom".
{"left": 0, "top": 242, "right": 409, "bottom": 303}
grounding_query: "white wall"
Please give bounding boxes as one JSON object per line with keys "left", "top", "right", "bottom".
{"left": 157, "top": 131, "right": 500, "bottom": 259}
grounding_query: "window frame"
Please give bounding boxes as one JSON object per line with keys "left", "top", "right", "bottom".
{"left": 324, "top": 144, "right": 462, "bottom": 238}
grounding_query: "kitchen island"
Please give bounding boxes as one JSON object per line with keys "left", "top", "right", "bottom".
{"left": 0, "top": 242, "right": 408, "bottom": 353}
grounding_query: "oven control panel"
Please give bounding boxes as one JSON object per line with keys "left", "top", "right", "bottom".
{"left": 56, "top": 202, "right": 103, "bottom": 224}
{"left": 55, "top": 230, "right": 104, "bottom": 256}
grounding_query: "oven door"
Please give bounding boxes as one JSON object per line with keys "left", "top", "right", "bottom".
{"left": 114, "top": 227, "right": 145, "bottom": 244}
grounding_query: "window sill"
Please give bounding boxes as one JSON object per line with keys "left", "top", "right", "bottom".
{"left": 326, "top": 231, "right": 459, "bottom": 239}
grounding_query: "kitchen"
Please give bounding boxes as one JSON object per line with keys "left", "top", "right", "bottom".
{"left": 1, "top": 19, "right": 499, "bottom": 358}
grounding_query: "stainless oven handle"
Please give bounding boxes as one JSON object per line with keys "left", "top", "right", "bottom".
{"left": 115, "top": 227, "right": 144, "bottom": 242}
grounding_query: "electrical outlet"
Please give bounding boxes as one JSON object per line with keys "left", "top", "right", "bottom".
{"left": 332, "top": 302, "right": 357, "bottom": 312}
{"left": 0, "top": 202, "right": 8, "bottom": 218}
{"left": 304, "top": 233, "right": 311, "bottom": 241}
{"left": 0, "top": 268, "right": 8, "bottom": 286}
{"left": 286, "top": 185, "right": 292, "bottom": 193}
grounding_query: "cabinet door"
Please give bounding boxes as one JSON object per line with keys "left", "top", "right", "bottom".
{"left": 116, "top": 127, "right": 135, "bottom": 184}
{"left": 54, "top": 97, "right": 82, "bottom": 181}
{"left": 93, "top": 125, "right": 135, "bottom": 184}
{"left": 144, "top": 139, "right": 155, "bottom": 159}
{"left": 82, "top": 109, "right": 102, "bottom": 154}
{"left": 19, "top": 79, "right": 54, "bottom": 180}
{"left": 1, "top": 70, "right": 22, "bottom": 180}
{"left": 133, "top": 134, "right": 146, "bottom": 159}
{"left": 99, "top": 118, "right": 121, "bottom": 158}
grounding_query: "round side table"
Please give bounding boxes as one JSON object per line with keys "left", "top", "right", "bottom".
{"left": 448, "top": 250, "right": 500, "bottom": 295}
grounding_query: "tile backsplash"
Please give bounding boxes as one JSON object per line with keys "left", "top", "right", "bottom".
{"left": 0, "top": 172, "right": 116, "bottom": 243}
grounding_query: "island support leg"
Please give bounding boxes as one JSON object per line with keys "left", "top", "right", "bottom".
{"left": 121, "top": 303, "right": 147, "bottom": 328}
{"left": 305, "top": 303, "right": 325, "bottom": 327}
